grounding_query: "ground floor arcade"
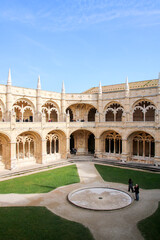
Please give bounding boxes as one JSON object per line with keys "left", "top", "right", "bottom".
{"left": 0, "top": 129, "right": 159, "bottom": 170}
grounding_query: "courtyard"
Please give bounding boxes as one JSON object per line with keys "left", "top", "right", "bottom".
{"left": 0, "top": 160, "right": 160, "bottom": 240}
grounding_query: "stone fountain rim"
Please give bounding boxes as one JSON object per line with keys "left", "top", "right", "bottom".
{"left": 68, "top": 186, "right": 134, "bottom": 211}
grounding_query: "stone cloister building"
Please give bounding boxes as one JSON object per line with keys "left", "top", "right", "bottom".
{"left": 0, "top": 69, "right": 160, "bottom": 170}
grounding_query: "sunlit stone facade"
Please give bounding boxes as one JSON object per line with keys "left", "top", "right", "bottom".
{"left": 0, "top": 70, "right": 160, "bottom": 170}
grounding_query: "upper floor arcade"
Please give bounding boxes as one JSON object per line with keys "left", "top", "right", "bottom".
{"left": 0, "top": 70, "right": 159, "bottom": 127}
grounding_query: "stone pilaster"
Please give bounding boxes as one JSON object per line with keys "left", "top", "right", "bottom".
{"left": 95, "top": 137, "right": 102, "bottom": 158}
{"left": 10, "top": 141, "right": 17, "bottom": 169}
{"left": 121, "top": 138, "right": 129, "bottom": 162}
{"left": 41, "top": 138, "right": 47, "bottom": 164}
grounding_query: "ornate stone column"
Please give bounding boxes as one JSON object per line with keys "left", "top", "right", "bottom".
{"left": 41, "top": 138, "right": 47, "bottom": 164}
{"left": 94, "top": 137, "right": 102, "bottom": 158}
{"left": 154, "top": 140, "right": 160, "bottom": 166}
{"left": 121, "top": 138, "right": 128, "bottom": 162}
{"left": 10, "top": 141, "right": 17, "bottom": 169}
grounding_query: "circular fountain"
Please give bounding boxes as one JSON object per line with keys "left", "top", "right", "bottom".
{"left": 68, "top": 187, "right": 133, "bottom": 211}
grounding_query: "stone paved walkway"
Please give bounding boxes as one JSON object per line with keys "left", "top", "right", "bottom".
{"left": 0, "top": 162, "right": 160, "bottom": 240}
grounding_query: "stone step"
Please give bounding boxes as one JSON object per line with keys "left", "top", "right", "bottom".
{"left": 0, "top": 160, "right": 71, "bottom": 179}
{"left": 68, "top": 155, "right": 94, "bottom": 161}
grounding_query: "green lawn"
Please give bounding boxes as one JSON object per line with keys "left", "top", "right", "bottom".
{"left": 95, "top": 164, "right": 160, "bottom": 239}
{"left": 0, "top": 165, "right": 80, "bottom": 193}
{"left": 138, "top": 202, "right": 160, "bottom": 240}
{"left": 95, "top": 164, "right": 160, "bottom": 189}
{"left": 0, "top": 206, "right": 94, "bottom": 240}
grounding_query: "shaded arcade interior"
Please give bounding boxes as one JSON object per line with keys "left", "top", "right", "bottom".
{"left": 70, "top": 130, "right": 95, "bottom": 155}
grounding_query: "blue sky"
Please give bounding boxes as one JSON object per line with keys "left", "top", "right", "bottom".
{"left": 0, "top": 0, "right": 160, "bottom": 93}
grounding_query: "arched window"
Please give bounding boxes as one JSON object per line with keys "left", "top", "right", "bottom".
{"left": 42, "top": 102, "right": 58, "bottom": 122}
{"left": 133, "top": 132, "right": 155, "bottom": 158}
{"left": 46, "top": 134, "right": 59, "bottom": 154}
{"left": 133, "top": 101, "right": 155, "bottom": 121}
{"left": 16, "top": 135, "right": 34, "bottom": 159}
{"left": 13, "top": 100, "right": 34, "bottom": 122}
{"left": 88, "top": 108, "right": 96, "bottom": 122}
{"left": 105, "top": 131, "right": 122, "bottom": 154}
{"left": 105, "top": 103, "right": 123, "bottom": 122}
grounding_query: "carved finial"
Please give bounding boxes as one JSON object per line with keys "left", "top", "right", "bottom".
{"left": 125, "top": 76, "right": 129, "bottom": 91}
{"left": 99, "top": 81, "right": 102, "bottom": 94}
{"left": 62, "top": 81, "right": 65, "bottom": 93}
{"left": 7, "top": 68, "right": 12, "bottom": 85}
{"left": 125, "top": 76, "right": 129, "bottom": 97}
{"left": 37, "top": 75, "right": 41, "bottom": 90}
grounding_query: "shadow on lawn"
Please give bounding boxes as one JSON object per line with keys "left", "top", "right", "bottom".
{"left": 33, "top": 184, "right": 56, "bottom": 190}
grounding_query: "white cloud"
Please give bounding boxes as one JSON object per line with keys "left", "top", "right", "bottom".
{"left": 0, "top": 0, "right": 160, "bottom": 31}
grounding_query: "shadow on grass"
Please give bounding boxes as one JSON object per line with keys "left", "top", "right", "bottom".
{"left": 32, "top": 184, "right": 56, "bottom": 190}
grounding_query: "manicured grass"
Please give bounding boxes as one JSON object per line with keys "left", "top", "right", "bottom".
{"left": 0, "top": 165, "right": 80, "bottom": 193}
{"left": 137, "top": 202, "right": 160, "bottom": 240}
{"left": 95, "top": 164, "right": 160, "bottom": 189}
{"left": 0, "top": 206, "right": 94, "bottom": 240}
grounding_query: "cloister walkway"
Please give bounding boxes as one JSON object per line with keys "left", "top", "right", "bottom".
{"left": 0, "top": 162, "right": 160, "bottom": 240}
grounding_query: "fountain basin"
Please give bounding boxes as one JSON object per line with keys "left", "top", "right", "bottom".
{"left": 68, "top": 187, "right": 133, "bottom": 211}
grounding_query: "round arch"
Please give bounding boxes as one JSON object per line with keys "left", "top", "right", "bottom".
{"left": 16, "top": 131, "right": 42, "bottom": 166}
{"left": 0, "top": 100, "right": 5, "bottom": 121}
{"left": 104, "top": 101, "right": 124, "bottom": 111}
{"left": 70, "top": 129, "right": 95, "bottom": 155}
{"left": 42, "top": 100, "right": 60, "bottom": 113}
{"left": 99, "top": 129, "right": 122, "bottom": 139}
{"left": 127, "top": 131, "right": 155, "bottom": 163}
{"left": 46, "top": 130, "right": 66, "bottom": 159}
{"left": 13, "top": 98, "right": 36, "bottom": 111}
{"left": 100, "top": 130, "right": 122, "bottom": 158}
{"left": 104, "top": 102, "right": 124, "bottom": 122}
{"left": 0, "top": 132, "right": 11, "bottom": 169}
{"left": 41, "top": 101, "right": 60, "bottom": 122}
{"left": 12, "top": 98, "right": 35, "bottom": 122}
{"left": 132, "top": 98, "right": 156, "bottom": 109}
{"left": 66, "top": 103, "right": 97, "bottom": 122}
{"left": 132, "top": 99, "right": 156, "bottom": 122}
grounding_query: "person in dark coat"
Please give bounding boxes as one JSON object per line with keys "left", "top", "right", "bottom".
{"left": 134, "top": 184, "right": 139, "bottom": 201}
{"left": 128, "top": 178, "right": 134, "bottom": 192}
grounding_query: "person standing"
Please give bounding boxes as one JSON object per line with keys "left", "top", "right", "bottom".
{"left": 128, "top": 178, "right": 134, "bottom": 192}
{"left": 134, "top": 184, "right": 139, "bottom": 201}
